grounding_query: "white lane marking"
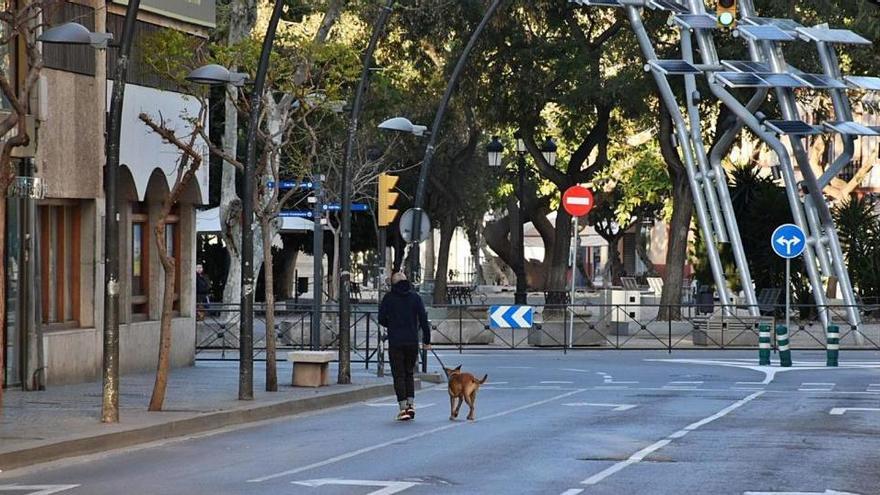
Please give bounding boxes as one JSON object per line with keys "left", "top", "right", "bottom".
{"left": 802, "top": 383, "right": 835, "bottom": 386}
{"left": 743, "top": 490, "right": 860, "bottom": 494}
{"left": 249, "top": 389, "right": 586, "bottom": 483}
{"left": 581, "top": 391, "right": 764, "bottom": 486}
{"left": 488, "top": 381, "right": 508, "bottom": 385}
{"left": 541, "top": 381, "right": 574, "bottom": 384}
{"left": 594, "top": 386, "right": 629, "bottom": 390}
{"left": 365, "top": 403, "right": 436, "bottom": 409}
{"left": 561, "top": 368, "right": 591, "bottom": 373}
{"left": 559, "top": 489, "right": 584, "bottom": 495}
{"left": 829, "top": 407, "right": 880, "bottom": 416}
{"left": 292, "top": 479, "right": 419, "bottom": 495}
{"left": 0, "top": 486, "right": 81, "bottom": 495}
{"left": 562, "top": 403, "right": 637, "bottom": 412}
{"left": 648, "top": 358, "right": 880, "bottom": 385}
{"left": 670, "top": 381, "right": 704, "bottom": 384}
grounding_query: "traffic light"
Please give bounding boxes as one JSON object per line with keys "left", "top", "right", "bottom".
{"left": 716, "top": 0, "right": 737, "bottom": 29}
{"left": 378, "top": 173, "right": 400, "bottom": 227}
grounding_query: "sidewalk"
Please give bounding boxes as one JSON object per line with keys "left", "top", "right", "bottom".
{"left": 0, "top": 361, "right": 393, "bottom": 471}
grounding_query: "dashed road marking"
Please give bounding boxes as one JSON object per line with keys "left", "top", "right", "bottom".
{"left": 562, "top": 403, "right": 637, "bottom": 411}
{"left": 580, "top": 391, "right": 764, "bottom": 486}
{"left": 248, "top": 388, "right": 587, "bottom": 483}
{"left": 829, "top": 407, "right": 880, "bottom": 416}
{"left": 799, "top": 382, "right": 835, "bottom": 392}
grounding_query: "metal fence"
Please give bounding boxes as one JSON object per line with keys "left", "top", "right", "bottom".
{"left": 195, "top": 301, "right": 880, "bottom": 362}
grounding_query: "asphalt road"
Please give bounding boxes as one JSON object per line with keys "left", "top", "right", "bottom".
{"left": 2, "top": 350, "right": 879, "bottom": 495}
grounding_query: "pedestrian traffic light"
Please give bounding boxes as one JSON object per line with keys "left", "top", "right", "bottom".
{"left": 378, "top": 173, "right": 400, "bottom": 227}
{"left": 716, "top": 0, "right": 736, "bottom": 29}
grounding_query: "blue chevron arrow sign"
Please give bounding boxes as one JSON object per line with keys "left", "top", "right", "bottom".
{"left": 489, "top": 305, "right": 533, "bottom": 329}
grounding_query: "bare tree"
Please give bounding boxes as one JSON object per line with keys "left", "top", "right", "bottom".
{"left": 138, "top": 104, "right": 208, "bottom": 411}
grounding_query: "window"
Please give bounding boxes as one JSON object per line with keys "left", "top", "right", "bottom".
{"left": 131, "top": 206, "right": 149, "bottom": 318}
{"left": 39, "top": 204, "right": 81, "bottom": 327}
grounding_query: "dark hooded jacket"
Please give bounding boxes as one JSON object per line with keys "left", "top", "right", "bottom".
{"left": 378, "top": 280, "right": 431, "bottom": 347}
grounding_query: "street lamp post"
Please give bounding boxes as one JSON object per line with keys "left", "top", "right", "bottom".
{"left": 186, "top": 0, "right": 286, "bottom": 401}
{"left": 513, "top": 133, "right": 528, "bottom": 305}
{"left": 40, "top": 4, "right": 140, "bottom": 424}
{"left": 486, "top": 135, "right": 557, "bottom": 307}
{"left": 338, "top": 0, "right": 396, "bottom": 386}
{"left": 382, "top": 0, "right": 507, "bottom": 285}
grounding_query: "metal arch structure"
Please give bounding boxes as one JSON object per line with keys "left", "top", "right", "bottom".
{"left": 568, "top": 0, "right": 878, "bottom": 341}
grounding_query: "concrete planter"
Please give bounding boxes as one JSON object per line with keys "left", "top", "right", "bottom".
{"left": 429, "top": 307, "right": 495, "bottom": 345}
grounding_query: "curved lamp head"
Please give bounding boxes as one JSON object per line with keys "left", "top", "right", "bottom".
{"left": 38, "top": 22, "right": 113, "bottom": 48}
{"left": 185, "top": 64, "right": 248, "bottom": 87}
{"left": 378, "top": 117, "right": 428, "bottom": 137}
{"left": 540, "top": 136, "right": 558, "bottom": 167}
{"left": 486, "top": 136, "right": 504, "bottom": 167}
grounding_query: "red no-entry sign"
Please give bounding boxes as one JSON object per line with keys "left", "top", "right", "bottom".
{"left": 562, "top": 185, "right": 594, "bottom": 217}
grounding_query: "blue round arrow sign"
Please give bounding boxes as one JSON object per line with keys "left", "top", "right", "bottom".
{"left": 771, "top": 223, "right": 806, "bottom": 259}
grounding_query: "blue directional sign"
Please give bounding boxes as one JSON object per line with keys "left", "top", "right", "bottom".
{"left": 771, "top": 223, "right": 806, "bottom": 259}
{"left": 489, "top": 305, "right": 534, "bottom": 329}
{"left": 322, "top": 203, "right": 370, "bottom": 212}
{"left": 267, "top": 180, "right": 314, "bottom": 190}
{"left": 280, "top": 210, "right": 314, "bottom": 218}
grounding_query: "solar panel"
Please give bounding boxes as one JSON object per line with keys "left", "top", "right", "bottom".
{"left": 823, "top": 121, "right": 880, "bottom": 136}
{"left": 743, "top": 17, "right": 804, "bottom": 33}
{"left": 755, "top": 73, "right": 808, "bottom": 88}
{"left": 738, "top": 25, "right": 796, "bottom": 42}
{"left": 674, "top": 14, "right": 717, "bottom": 30}
{"left": 647, "top": 0, "right": 689, "bottom": 13}
{"left": 649, "top": 60, "right": 701, "bottom": 75}
{"left": 764, "top": 120, "right": 822, "bottom": 136}
{"left": 794, "top": 74, "right": 847, "bottom": 90}
{"left": 568, "top": 0, "right": 622, "bottom": 6}
{"left": 845, "top": 76, "right": 880, "bottom": 91}
{"left": 721, "top": 60, "right": 772, "bottom": 73}
{"left": 797, "top": 27, "right": 872, "bottom": 45}
{"left": 715, "top": 72, "right": 771, "bottom": 88}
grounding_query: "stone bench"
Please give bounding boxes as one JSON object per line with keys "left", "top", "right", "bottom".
{"left": 287, "top": 351, "right": 336, "bottom": 387}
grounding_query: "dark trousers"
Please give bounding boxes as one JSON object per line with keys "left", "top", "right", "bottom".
{"left": 389, "top": 344, "right": 418, "bottom": 403}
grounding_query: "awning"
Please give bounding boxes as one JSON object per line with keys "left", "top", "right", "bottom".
{"left": 196, "top": 207, "right": 314, "bottom": 233}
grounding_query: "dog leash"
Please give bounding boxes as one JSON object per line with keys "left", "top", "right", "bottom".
{"left": 428, "top": 347, "right": 447, "bottom": 371}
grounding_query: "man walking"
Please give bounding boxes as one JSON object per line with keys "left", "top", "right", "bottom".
{"left": 378, "top": 272, "right": 431, "bottom": 421}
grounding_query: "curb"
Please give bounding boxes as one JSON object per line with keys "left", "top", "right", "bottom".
{"left": 0, "top": 382, "right": 397, "bottom": 472}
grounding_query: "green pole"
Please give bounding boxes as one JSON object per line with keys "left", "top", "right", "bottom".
{"left": 826, "top": 324, "right": 839, "bottom": 367}
{"left": 776, "top": 325, "right": 792, "bottom": 367}
{"left": 758, "top": 323, "right": 771, "bottom": 366}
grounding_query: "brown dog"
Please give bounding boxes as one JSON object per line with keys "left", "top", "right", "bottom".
{"left": 445, "top": 365, "right": 488, "bottom": 421}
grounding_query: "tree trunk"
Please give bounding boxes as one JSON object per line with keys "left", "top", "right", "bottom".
{"left": 658, "top": 180, "right": 692, "bottom": 319}
{"left": 0, "top": 197, "right": 6, "bottom": 408}
{"left": 606, "top": 235, "right": 625, "bottom": 286}
{"left": 281, "top": 245, "right": 298, "bottom": 300}
{"left": 261, "top": 219, "right": 277, "bottom": 392}
{"left": 220, "top": 0, "right": 257, "bottom": 327}
{"left": 432, "top": 216, "right": 455, "bottom": 304}
{"left": 658, "top": 104, "right": 694, "bottom": 321}
{"left": 149, "top": 217, "right": 176, "bottom": 412}
{"left": 465, "top": 223, "right": 485, "bottom": 286}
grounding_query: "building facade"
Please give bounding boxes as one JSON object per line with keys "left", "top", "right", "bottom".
{"left": 3, "top": 0, "right": 213, "bottom": 388}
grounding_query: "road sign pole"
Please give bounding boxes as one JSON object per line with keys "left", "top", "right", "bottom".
{"left": 785, "top": 257, "right": 790, "bottom": 335}
{"left": 567, "top": 214, "right": 578, "bottom": 352}
{"left": 311, "top": 175, "right": 324, "bottom": 351}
